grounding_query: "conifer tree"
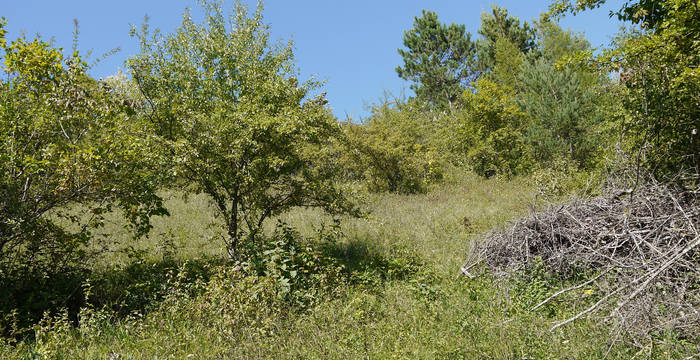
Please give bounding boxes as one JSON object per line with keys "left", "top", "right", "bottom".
{"left": 518, "top": 58, "right": 600, "bottom": 166}
{"left": 477, "top": 6, "right": 536, "bottom": 72}
{"left": 396, "top": 10, "right": 477, "bottom": 109}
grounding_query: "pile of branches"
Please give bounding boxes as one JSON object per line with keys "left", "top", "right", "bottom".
{"left": 463, "top": 174, "right": 699, "bottom": 343}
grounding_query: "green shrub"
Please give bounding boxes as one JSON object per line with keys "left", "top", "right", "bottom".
{"left": 457, "top": 79, "right": 532, "bottom": 177}
{"left": 342, "top": 102, "right": 444, "bottom": 194}
{"left": 530, "top": 157, "right": 596, "bottom": 198}
{"left": 241, "top": 222, "right": 346, "bottom": 309}
{"left": 467, "top": 127, "right": 531, "bottom": 178}
{"left": 0, "top": 19, "right": 167, "bottom": 337}
{"left": 549, "top": 0, "right": 700, "bottom": 177}
{"left": 185, "top": 266, "right": 281, "bottom": 338}
{"left": 0, "top": 19, "right": 167, "bottom": 264}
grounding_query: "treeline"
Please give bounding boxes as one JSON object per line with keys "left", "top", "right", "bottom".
{"left": 343, "top": 0, "right": 698, "bottom": 194}
{"left": 0, "top": 0, "right": 697, "bottom": 338}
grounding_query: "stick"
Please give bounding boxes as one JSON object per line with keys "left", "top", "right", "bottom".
{"left": 460, "top": 259, "right": 482, "bottom": 279}
{"left": 550, "top": 284, "right": 628, "bottom": 332}
{"left": 531, "top": 267, "right": 613, "bottom": 311}
{"left": 611, "top": 234, "right": 700, "bottom": 316}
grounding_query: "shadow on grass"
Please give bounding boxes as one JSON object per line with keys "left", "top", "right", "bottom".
{"left": 0, "top": 256, "right": 227, "bottom": 339}
{"left": 89, "top": 256, "right": 227, "bottom": 316}
{"left": 0, "top": 263, "right": 89, "bottom": 338}
{"left": 1, "top": 233, "right": 426, "bottom": 340}
{"left": 320, "top": 235, "right": 423, "bottom": 287}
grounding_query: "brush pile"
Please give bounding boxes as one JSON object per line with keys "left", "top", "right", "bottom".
{"left": 463, "top": 174, "right": 699, "bottom": 342}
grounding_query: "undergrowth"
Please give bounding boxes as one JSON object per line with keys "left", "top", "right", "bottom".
{"left": 1, "top": 171, "right": 694, "bottom": 359}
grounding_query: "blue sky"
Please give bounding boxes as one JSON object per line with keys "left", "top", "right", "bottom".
{"left": 2, "top": 0, "right": 624, "bottom": 119}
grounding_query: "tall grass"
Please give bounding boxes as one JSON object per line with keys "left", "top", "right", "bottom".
{"left": 1, "top": 171, "right": 690, "bottom": 359}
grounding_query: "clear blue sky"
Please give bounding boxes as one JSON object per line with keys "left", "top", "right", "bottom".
{"left": 1, "top": 0, "right": 624, "bottom": 119}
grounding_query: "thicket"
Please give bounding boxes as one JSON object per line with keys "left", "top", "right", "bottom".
{"left": 0, "top": 19, "right": 170, "bottom": 334}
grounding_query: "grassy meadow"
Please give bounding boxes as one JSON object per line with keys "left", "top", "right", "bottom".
{"left": 2, "top": 170, "right": 691, "bottom": 359}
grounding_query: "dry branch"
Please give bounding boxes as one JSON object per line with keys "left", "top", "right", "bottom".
{"left": 464, "top": 172, "right": 700, "bottom": 342}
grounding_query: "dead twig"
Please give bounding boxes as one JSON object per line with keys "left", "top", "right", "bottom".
{"left": 531, "top": 267, "right": 613, "bottom": 312}
{"left": 464, "top": 171, "right": 700, "bottom": 343}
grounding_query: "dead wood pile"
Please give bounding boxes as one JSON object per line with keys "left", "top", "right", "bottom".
{"left": 463, "top": 176, "right": 699, "bottom": 342}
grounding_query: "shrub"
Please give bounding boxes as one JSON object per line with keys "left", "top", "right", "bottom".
{"left": 342, "top": 102, "right": 444, "bottom": 194}
{"left": 530, "top": 157, "right": 596, "bottom": 198}
{"left": 548, "top": 0, "right": 700, "bottom": 177}
{"left": 0, "top": 19, "right": 166, "bottom": 337}
{"left": 457, "top": 79, "right": 532, "bottom": 177}
{"left": 241, "top": 222, "right": 346, "bottom": 309}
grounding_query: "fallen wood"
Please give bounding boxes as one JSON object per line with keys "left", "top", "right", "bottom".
{"left": 463, "top": 172, "right": 700, "bottom": 342}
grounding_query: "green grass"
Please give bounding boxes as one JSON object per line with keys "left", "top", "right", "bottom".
{"left": 1, "top": 171, "right": 694, "bottom": 359}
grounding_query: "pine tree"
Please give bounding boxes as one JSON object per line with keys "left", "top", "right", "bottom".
{"left": 396, "top": 10, "right": 477, "bottom": 109}
{"left": 476, "top": 6, "right": 536, "bottom": 72}
{"left": 518, "top": 58, "right": 600, "bottom": 166}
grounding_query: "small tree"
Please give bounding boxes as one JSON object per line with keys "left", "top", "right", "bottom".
{"left": 128, "top": 1, "right": 354, "bottom": 259}
{"left": 0, "top": 18, "right": 166, "bottom": 327}
{"left": 342, "top": 101, "right": 443, "bottom": 194}
{"left": 396, "top": 10, "right": 478, "bottom": 109}
{"left": 488, "top": 37, "right": 526, "bottom": 89}
{"left": 0, "top": 18, "right": 166, "bottom": 257}
{"left": 518, "top": 58, "right": 601, "bottom": 166}
{"left": 458, "top": 78, "right": 531, "bottom": 177}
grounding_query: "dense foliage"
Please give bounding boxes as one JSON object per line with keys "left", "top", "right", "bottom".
{"left": 127, "top": 2, "right": 355, "bottom": 258}
{"left": 391, "top": 7, "right": 616, "bottom": 178}
{"left": 0, "top": 19, "right": 168, "bottom": 333}
{"left": 548, "top": 0, "right": 699, "bottom": 175}
{"left": 341, "top": 101, "right": 444, "bottom": 194}
{"left": 476, "top": 5, "right": 536, "bottom": 73}
{"left": 0, "top": 0, "right": 697, "bottom": 356}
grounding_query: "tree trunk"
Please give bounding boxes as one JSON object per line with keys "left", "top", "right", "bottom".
{"left": 227, "top": 198, "right": 239, "bottom": 260}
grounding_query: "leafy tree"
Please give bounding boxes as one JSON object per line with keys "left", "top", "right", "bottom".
{"left": 458, "top": 79, "right": 531, "bottom": 177}
{"left": 342, "top": 101, "right": 444, "bottom": 194}
{"left": 477, "top": 5, "right": 536, "bottom": 72}
{"left": 534, "top": 16, "right": 590, "bottom": 63}
{"left": 0, "top": 18, "right": 166, "bottom": 265}
{"left": 128, "top": 1, "right": 355, "bottom": 259}
{"left": 489, "top": 37, "right": 526, "bottom": 88}
{"left": 548, "top": 0, "right": 669, "bottom": 28}
{"left": 0, "top": 18, "right": 167, "bottom": 330}
{"left": 549, "top": 0, "right": 699, "bottom": 175}
{"left": 396, "top": 10, "right": 478, "bottom": 108}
